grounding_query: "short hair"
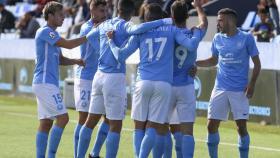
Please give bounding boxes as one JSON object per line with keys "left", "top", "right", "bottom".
{"left": 218, "top": 8, "right": 238, "bottom": 24}
{"left": 144, "top": 3, "right": 163, "bottom": 21}
{"left": 90, "top": 0, "right": 107, "bottom": 7}
{"left": 258, "top": 8, "right": 268, "bottom": 15}
{"left": 118, "top": 0, "right": 135, "bottom": 15}
{"left": 0, "top": 3, "right": 4, "bottom": 8}
{"left": 171, "top": 0, "right": 189, "bottom": 24}
{"left": 43, "top": 1, "right": 63, "bottom": 20}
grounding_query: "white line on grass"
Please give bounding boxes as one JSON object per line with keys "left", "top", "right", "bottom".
{"left": 5, "top": 112, "right": 280, "bottom": 152}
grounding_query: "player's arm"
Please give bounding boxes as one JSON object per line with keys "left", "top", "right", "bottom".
{"left": 107, "top": 31, "right": 139, "bottom": 62}
{"left": 175, "top": 28, "right": 202, "bottom": 51}
{"left": 56, "top": 36, "right": 87, "bottom": 49}
{"left": 196, "top": 55, "right": 218, "bottom": 67}
{"left": 245, "top": 34, "right": 261, "bottom": 98}
{"left": 193, "top": 0, "right": 208, "bottom": 30}
{"left": 59, "top": 53, "right": 86, "bottom": 66}
{"left": 124, "top": 18, "right": 172, "bottom": 35}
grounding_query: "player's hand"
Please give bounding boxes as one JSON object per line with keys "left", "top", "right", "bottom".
{"left": 75, "top": 59, "right": 86, "bottom": 67}
{"left": 106, "top": 31, "right": 114, "bottom": 39}
{"left": 189, "top": 65, "right": 197, "bottom": 78}
{"left": 192, "top": 0, "right": 202, "bottom": 8}
{"left": 244, "top": 83, "right": 255, "bottom": 99}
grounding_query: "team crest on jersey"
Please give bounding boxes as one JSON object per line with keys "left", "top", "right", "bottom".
{"left": 49, "top": 32, "right": 56, "bottom": 39}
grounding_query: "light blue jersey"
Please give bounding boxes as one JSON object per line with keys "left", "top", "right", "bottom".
{"left": 75, "top": 20, "right": 99, "bottom": 80}
{"left": 109, "top": 25, "right": 203, "bottom": 84}
{"left": 33, "top": 25, "right": 61, "bottom": 87}
{"left": 86, "top": 17, "right": 171, "bottom": 73}
{"left": 212, "top": 30, "right": 259, "bottom": 91}
{"left": 173, "top": 28, "right": 206, "bottom": 86}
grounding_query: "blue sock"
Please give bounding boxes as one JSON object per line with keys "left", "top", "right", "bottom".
{"left": 133, "top": 129, "right": 145, "bottom": 157}
{"left": 173, "top": 132, "right": 183, "bottom": 158}
{"left": 163, "top": 132, "right": 172, "bottom": 158}
{"left": 207, "top": 132, "right": 220, "bottom": 158}
{"left": 90, "top": 121, "right": 109, "bottom": 157}
{"left": 182, "top": 135, "right": 195, "bottom": 158}
{"left": 74, "top": 124, "right": 82, "bottom": 158}
{"left": 106, "top": 131, "right": 120, "bottom": 158}
{"left": 139, "top": 128, "right": 157, "bottom": 158}
{"left": 48, "top": 125, "right": 64, "bottom": 158}
{"left": 76, "top": 126, "right": 93, "bottom": 158}
{"left": 238, "top": 134, "right": 250, "bottom": 158}
{"left": 152, "top": 134, "right": 165, "bottom": 158}
{"left": 36, "top": 131, "right": 48, "bottom": 158}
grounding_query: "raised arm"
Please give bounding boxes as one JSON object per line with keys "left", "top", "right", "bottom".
{"left": 107, "top": 31, "right": 139, "bottom": 62}
{"left": 124, "top": 18, "right": 172, "bottom": 35}
{"left": 192, "top": 0, "right": 208, "bottom": 30}
{"left": 175, "top": 28, "right": 203, "bottom": 51}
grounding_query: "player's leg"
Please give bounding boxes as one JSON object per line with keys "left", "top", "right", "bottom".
{"left": 131, "top": 80, "right": 152, "bottom": 157}
{"left": 170, "top": 124, "right": 182, "bottom": 158}
{"left": 228, "top": 91, "right": 250, "bottom": 158}
{"left": 207, "top": 90, "right": 230, "bottom": 158}
{"left": 48, "top": 113, "right": 69, "bottom": 158}
{"left": 77, "top": 72, "right": 105, "bottom": 158}
{"left": 37, "top": 119, "right": 53, "bottom": 158}
{"left": 77, "top": 113, "right": 102, "bottom": 158}
{"left": 140, "top": 81, "right": 171, "bottom": 158}
{"left": 134, "top": 120, "right": 146, "bottom": 157}
{"left": 73, "top": 79, "right": 91, "bottom": 157}
{"left": 89, "top": 116, "right": 109, "bottom": 158}
{"left": 103, "top": 72, "right": 127, "bottom": 158}
{"left": 177, "top": 85, "right": 196, "bottom": 158}
{"left": 33, "top": 84, "right": 68, "bottom": 158}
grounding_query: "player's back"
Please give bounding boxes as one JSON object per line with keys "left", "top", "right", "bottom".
{"left": 173, "top": 27, "right": 206, "bottom": 86}
{"left": 76, "top": 20, "right": 99, "bottom": 80}
{"left": 98, "top": 17, "right": 130, "bottom": 73}
{"left": 138, "top": 25, "right": 176, "bottom": 84}
{"left": 33, "top": 26, "right": 61, "bottom": 87}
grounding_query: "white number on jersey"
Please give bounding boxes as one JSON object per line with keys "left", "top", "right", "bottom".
{"left": 145, "top": 37, "right": 167, "bottom": 62}
{"left": 175, "top": 46, "right": 188, "bottom": 68}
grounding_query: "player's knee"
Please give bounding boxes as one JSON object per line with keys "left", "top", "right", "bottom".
{"left": 237, "top": 126, "right": 248, "bottom": 136}
{"left": 207, "top": 120, "right": 220, "bottom": 133}
{"left": 109, "top": 120, "right": 122, "bottom": 133}
{"left": 78, "top": 111, "right": 88, "bottom": 125}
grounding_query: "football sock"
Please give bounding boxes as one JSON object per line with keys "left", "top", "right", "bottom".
{"left": 139, "top": 128, "right": 157, "bottom": 158}
{"left": 238, "top": 134, "right": 250, "bottom": 158}
{"left": 48, "top": 125, "right": 64, "bottom": 158}
{"left": 207, "top": 132, "right": 220, "bottom": 158}
{"left": 90, "top": 121, "right": 109, "bottom": 157}
{"left": 182, "top": 135, "right": 195, "bottom": 158}
{"left": 36, "top": 131, "right": 48, "bottom": 158}
{"left": 133, "top": 129, "right": 145, "bottom": 157}
{"left": 105, "top": 131, "right": 120, "bottom": 158}
{"left": 76, "top": 126, "right": 93, "bottom": 158}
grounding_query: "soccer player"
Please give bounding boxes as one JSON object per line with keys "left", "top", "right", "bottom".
{"left": 76, "top": 0, "right": 173, "bottom": 158}
{"left": 106, "top": 3, "right": 203, "bottom": 158}
{"left": 32, "top": 2, "right": 88, "bottom": 158}
{"left": 163, "top": 1, "right": 208, "bottom": 158}
{"left": 196, "top": 8, "right": 261, "bottom": 158}
{"left": 73, "top": 1, "right": 108, "bottom": 158}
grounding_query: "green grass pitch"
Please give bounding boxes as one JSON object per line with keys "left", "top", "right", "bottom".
{"left": 0, "top": 95, "right": 280, "bottom": 158}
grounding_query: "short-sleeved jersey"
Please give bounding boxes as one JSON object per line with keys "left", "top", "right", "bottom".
{"left": 173, "top": 27, "right": 206, "bottom": 86}
{"left": 109, "top": 25, "right": 203, "bottom": 84}
{"left": 211, "top": 30, "right": 259, "bottom": 91}
{"left": 33, "top": 25, "right": 61, "bottom": 87}
{"left": 75, "top": 20, "right": 99, "bottom": 80}
{"left": 86, "top": 17, "right": 169, "bottom": 73}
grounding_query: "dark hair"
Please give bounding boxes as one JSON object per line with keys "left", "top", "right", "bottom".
{"left": 171, "top": 0, "right": 189, "bottom": 24}
{"left": 218, "top": 8, "right": 238, "bottom": 24}
{"left": 258, "top": 8, "right": 268, "bottom": 15}
{"left": 43, "top": 1, "right": 63, "bottom": 20}
{"left": 118, "top": 0, "right": 135, "bottom": 15}
{"left": 0, "top": 3, "right": 4, "bottom": 8}
{"left": 90, "top": 0, "right": 107, "bottom": 7}
{"left": 144, "top": 3, "right": 163, "bottom": 22}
